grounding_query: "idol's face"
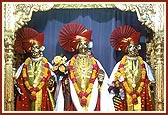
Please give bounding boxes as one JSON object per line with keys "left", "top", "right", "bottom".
{"left": 30, "top": 44, "right": 42, "bottom": 58}
{"left": 127, "top": 43, "right": 139, "bottom": 57}
{"left": 78, "top": 41, "right": 88, "bottom": 55}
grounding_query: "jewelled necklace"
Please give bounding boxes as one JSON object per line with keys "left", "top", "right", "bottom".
{"left": 68, "top": 54, "right": 99, "bottom": 105}
{"left": 115, "top": 55, "right": 146, "bottom": 104}
{"left": 22, "top": 57, "right": 49, "bottom": 100}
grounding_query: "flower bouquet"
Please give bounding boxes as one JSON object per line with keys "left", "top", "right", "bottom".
{"left": 52, "top": 55, "right": 69, "bottom": 76}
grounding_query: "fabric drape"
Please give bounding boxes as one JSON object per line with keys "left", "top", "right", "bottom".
{"left": 27, "top": 8, "right": 147, "bottom": 77}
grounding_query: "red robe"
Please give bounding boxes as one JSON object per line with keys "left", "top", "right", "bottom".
{"left": 114, "top": 76, "right": 154, "bottom": 111}
{"left": 15, "top": 69, "right": 53, "bottom": 111}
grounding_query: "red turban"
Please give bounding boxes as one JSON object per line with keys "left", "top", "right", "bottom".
{"left": 59, "top": 22, "right": 92, "bottom": 52}
{"left": 110, "top": 25, "right": 140, "bottom": 52}
{"left": 14, "top": 27, "right": 44, "bottom": 54}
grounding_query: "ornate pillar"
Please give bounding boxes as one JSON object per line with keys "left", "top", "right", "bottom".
{"left": 3, "top": 4, "right": 15, "bottom": 110}
{"left": 154, "top": 4, "right": 165, "bottom": 111}
{"left": 154, "top": 36, "right": 164, "bottom": 111}
{"left": 4, "top": 33, "right": 15, "bottom": 111}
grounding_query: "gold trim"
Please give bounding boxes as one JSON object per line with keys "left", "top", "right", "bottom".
{"left": 2, "top": 2, "right": 165, "bottom": 111}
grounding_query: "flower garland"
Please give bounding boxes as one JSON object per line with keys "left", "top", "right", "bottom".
{"left": 22, "top": 57, "right": 49, "bottom": 101}
{"left": 114, "top": 55, "right": 146, "bottom": 104}
{"left": 68, "top": 54, "right": 99, "bottom": 106}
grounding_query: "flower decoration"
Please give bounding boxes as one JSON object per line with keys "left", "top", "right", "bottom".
{"left": 110, "top": 55, "right": 146, "bottom": 104}
{"left": 119, "top": 89, "right": 125, "bottom": 100}
{"left": 22, "top": 57, "right": 49, "bottom": 101}
{"left": 52, "top": 55, "right": 68, "bottom": 76}
{"left": 69, "top": 54, "right": 99, "bottom": 106}
{"left": 118, "top": 76, "right": 124, "bottom": 82}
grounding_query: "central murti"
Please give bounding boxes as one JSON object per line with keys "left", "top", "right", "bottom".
{"left": 57, "top": 23, "right": 106, "bottom": 111}
{"left": 73, "top": 54, "right": 93, "bottom": 109}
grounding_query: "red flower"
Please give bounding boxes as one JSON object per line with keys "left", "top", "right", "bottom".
{"left": 89, "top": 55, "right": 93, "bottom": 58}
{"left": 81, "top": 98, "right": 87, "bottom": 105}
{"left": 78, "top": 92, "right": 88, "bottom": 97}
{"left": 71, "top": 77, "right": 77, "bottom": 83}
{"left": 119, "top": 64, "right": 124, "bottom": 68}
{"left": 34, "top": 87, "right": 40, "bottom": 92}
{"left": 41, "top": 77, "right": 47, "bottom": 82}
{"left": 134, "top": 91, "right": 139, "bottom": 96}
{"left": 23, "top": 77, "right": 28, "bottom": 81}
{"left": 83, "top": 92, "right": 89, "bottom": 97}
{"left": 90, "top": 78, "right": 96, "bottom": 84}
{"left": 30, "top": 95, "right": 36, "bottom": 101}
{"left": 23, "top": 64, "right": 27, "bottom": 68}
{"left": 44, "top": 63, "right": 49, "bottom": 68}
{"left": 69, "top": 65, "right": 73, "bottom": 70}
{"left": 140, "top": 78, "right": 145, "bottom": 82}
{"left": 132, "top": 98, "right": 138, "bottom": 104}
{"left": 78, "top": 92, "right": 83, "bottom": 97}
{"left": 29, "top": 88, "right": 34, "bottom": 93}
{"left": 29, "top": 87, "right": 39, "bottom": 93}
{"left": 93, "top": 64, "right": 98, "bottom": 70}
{"left": 129, "top": 91, "right": 134, "bottom": 96}
{"left": 73, "top": 54, "right": 78, "bottom": 58}
{"left": 141, "top": 64, "right": 145, "bottom": 68}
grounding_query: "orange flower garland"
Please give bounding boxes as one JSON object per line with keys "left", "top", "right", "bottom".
{"left": 68, "top": 54, "right": 99, "bottom": 105}
{"left": 115, "top": 55, "right": 146, "bottom": 104}
{"left": 22, "top": 57, "right": 49, "bottom": 100}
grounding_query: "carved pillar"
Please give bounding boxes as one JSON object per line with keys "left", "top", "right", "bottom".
{"left": 153, "top": 4, "right": 165, "bottom": 111}
{"left": 3, "top": 4, "right": 15, "bottom": 111}
{"left": 4, "top": 33, "right": 15, "bottom": 111}
{"left": 154, "top": 36, "right": 164, "bottom": 111}
{"left": 146, "top": 40, "right": 156, "bottom": 69}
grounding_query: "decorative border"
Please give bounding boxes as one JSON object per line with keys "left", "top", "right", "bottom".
{"left": 4, "top": 3, "right": 161, "bottom": 32}
{"left": 2, "top": 2, "right": 166, "bottom": 112}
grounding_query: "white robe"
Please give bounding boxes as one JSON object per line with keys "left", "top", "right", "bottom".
{"left": 55, "top": 59, "right": 115, "bottom": 111}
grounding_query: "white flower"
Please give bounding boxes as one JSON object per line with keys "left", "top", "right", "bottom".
{"left": 110, "top": 89, "right": 115, "bottom": 94}
{"left": 118, "top": 76, "right": 124, "bottom": 82}
{"left": 88, "top": 41, "right": 93, "bottom": 49}
{"left": 119, "top": 88, "right": 125, "bottom": 100}
{"left": 62, "top": 56, "right": 67, "bottom": 64}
